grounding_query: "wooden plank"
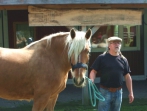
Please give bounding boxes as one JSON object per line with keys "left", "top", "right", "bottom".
{"left": 38, "top": 4, "right": 146, "bottom": 9}
{"left": 0, "top": 5, "right": 28, "bottom": 10}
{"left": 0, "top": 4, "right": 147, "bottom": 10}
{"left": 144, "top": 9, "right": 147, "bottom": 79}
{"left": 28, "top": 6, "right": 142, "bottom": 26}
{"left": 3, "top": 10, "right": 9, "bottom": 48}
{"left": 0, "top": 11, "right": 3, "bottom": 47}
{"left": 0, "top": 0, "right": 147, "bottom": 5}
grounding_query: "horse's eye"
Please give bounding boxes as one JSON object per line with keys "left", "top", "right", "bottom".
{"left": 86, "top": 61, "right": 89, "bottom": 64}
{"left": 87, "top": 50, "right": 90, "bottom": 54}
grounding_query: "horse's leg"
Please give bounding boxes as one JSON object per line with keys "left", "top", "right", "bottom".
{"left": 44, "top": 94, "right": 59, "bottom": 111}
{"left": 32, "top": 94, "right": 50, "bottom": 111}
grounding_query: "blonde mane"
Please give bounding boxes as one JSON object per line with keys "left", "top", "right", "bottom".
{"left": 66, "top": 31, "right": 91, "bottom": 63}
{"left": 25, "top": 32, "right": 69, "bottom": 48}
{"left": 25, "top": 31, "right": 91, "bottom": 63}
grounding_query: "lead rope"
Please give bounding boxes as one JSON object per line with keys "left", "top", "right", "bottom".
{"left": 85, "top": 76, "right": 105, "bottom": 107}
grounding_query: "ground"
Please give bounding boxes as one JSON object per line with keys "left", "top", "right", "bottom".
{"left": 0, "top": 80, "right": 146, "bottom": 108}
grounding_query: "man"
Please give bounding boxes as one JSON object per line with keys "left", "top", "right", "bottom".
{"left": 89, "top": 36, "right": 134, "bottom": 111}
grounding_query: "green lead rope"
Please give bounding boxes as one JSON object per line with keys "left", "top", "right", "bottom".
{"left": 85, "top": 76, "right": 105, "bottom": 107}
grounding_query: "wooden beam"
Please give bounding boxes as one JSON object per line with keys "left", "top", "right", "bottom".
{"left": 0, "top": 0, "right": 147, "bottom": 5}
{"left": 144, "top": 9, "right": 147, "bottom": 79}
{"left": 0, "top": 5, "right": 28, "bottom": 10}
{"left": 28, "top": 6, "right": 142, "bottom": 26}
{"left": 36, "top": 4, "right": 147, "bottom": 9}
{"left": 0, "top": 4, "right": 147, "bottom": 10}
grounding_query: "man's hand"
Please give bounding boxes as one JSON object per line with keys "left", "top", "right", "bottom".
{"left": 89, "top": 69, "right": 97, "bottom": 83}
{"left": 128, "top": 93, "right": 134, "bottom": 103}
{"left": 124, "top": 74, "right": 134, "bottom": 103}
{"left": 90, "top": 79, "right": 94, "bottom": 83}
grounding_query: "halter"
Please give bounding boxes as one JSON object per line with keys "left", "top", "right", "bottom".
{"left": 71, "top": 62, "right": 88, "bottom": 71}
{"left": 70, "top": 54, "right": 88, "bottom": 71}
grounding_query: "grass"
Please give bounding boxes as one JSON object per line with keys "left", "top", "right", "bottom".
{"left": 0, "top": 98, "right": 146, "bottom": 111}
{"left": 121, "top": 98, "right": 147, "bottom": 111}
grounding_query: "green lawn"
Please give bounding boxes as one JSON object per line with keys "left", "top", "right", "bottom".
{"left": 121, "top": 98, "right": 147, "bottom": 111}
{"left": 0, "top": 98, "right": 146, "bottom": 111}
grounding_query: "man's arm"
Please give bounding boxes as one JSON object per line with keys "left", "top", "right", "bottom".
{"left": 89, "top": 69, "right": 97, "bottom": 83}
{"left": 124, "top": 73, "right": 134, "bottom": 103}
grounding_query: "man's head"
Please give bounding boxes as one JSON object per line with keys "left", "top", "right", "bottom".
{"left": 107, "top": 36, "right": 122, "bottom": 53}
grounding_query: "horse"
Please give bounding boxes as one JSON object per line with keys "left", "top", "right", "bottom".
{"left": 0, "top": 28, "right": 92, "bottom": 111}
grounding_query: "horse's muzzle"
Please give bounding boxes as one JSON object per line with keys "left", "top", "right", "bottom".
{"left": 73, "top": 77, "right": 85, "bottom": 87}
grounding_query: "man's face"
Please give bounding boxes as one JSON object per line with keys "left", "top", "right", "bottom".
{"left": 109, "top": 40, "right": 122, "bottom": 53}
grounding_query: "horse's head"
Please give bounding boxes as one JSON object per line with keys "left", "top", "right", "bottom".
{"left": 68, "top": 28, "right": 92, "bottom": 87}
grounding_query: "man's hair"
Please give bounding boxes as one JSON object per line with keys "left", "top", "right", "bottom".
{"left": 103, "top": 42, "right": 126, "bottom": 59}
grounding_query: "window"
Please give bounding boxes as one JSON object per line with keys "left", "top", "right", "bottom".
{"left": 90, "top": 25, "right": 140, "bottom": 52}
{"left": 14, "top": 22, "right": 35, "bottom": 48}
{"left": 120, "top": 25, "right": 140, "bottom": 51}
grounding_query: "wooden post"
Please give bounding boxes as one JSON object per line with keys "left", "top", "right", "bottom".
{"left": 0, "top": 11, "right": 3, "bottom": 47}
{"left": 3, "top": 10, "right": 9, "bottom": 48}
{"left": 144, "top": 9, "right": 147, "bottom": 80}
{"left": 82, "top": 26, "right": 90, "bottom": 105}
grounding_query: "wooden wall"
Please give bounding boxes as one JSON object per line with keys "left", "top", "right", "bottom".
{"left": 7, "top": 10, "right": 28, "bottom": 48}
{"left": 88, "top": 50, "right": 144, "bottom": 77}
{"left": 88, "top": 31, "right": 144, "bottom": 76}
{"left": 7, "top": 10, "right": 144, "bottom": 77}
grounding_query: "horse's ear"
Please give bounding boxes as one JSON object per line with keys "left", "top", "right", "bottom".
{"left": 85, "top": 28, "right": 92, "bottom": 40}
{"left": 70, "top": 28, "right": 76, "bottom": 39}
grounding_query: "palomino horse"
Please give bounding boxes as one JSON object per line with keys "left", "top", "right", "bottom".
{"left": 0, "top": 28, "right": 92, "bottom": 111}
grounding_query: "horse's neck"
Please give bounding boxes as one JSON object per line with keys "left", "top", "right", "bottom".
{"left": 25, "top": 36, "right": 71, "bottom": 72}
{"left": 40, "top": 37, "right": 71, "bottom": 71}
{"left": 49, "top": 38, "right": 71, "bottom": 71}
